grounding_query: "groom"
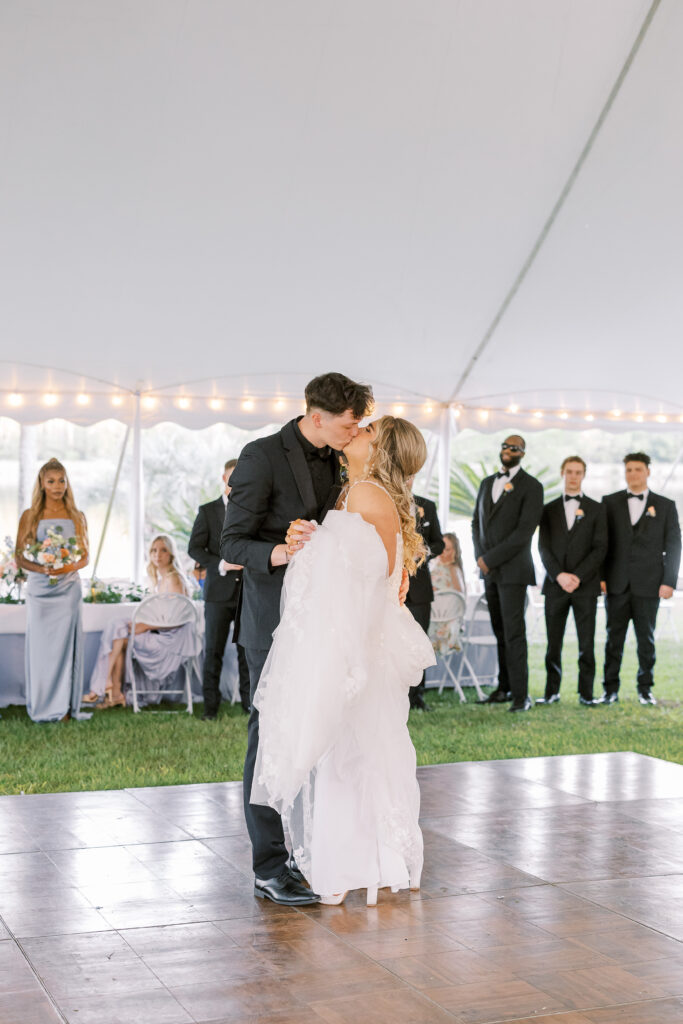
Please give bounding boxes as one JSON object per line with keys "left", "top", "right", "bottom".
{"left": 221, "top": 372, "right": 374, "bottom": 905}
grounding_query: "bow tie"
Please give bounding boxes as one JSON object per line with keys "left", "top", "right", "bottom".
{"left": 564, "top": 494, "right": 580, "bottom": 502}
{"left": 307, "top": 446, "right": 331, "bottom": 461}
{"left": 497, "top": 470, "right": 509, "bottom": 479}
{"left": 627, "top": 492, "right": 644, "bottom": 501}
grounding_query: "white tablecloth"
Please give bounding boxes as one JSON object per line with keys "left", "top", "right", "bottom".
{"left": 0, "top": 601, "right": 240, "bottom": 707}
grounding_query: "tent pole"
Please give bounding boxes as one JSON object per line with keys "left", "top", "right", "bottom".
{"left": 438, "top": 406, "right": 452, "bottom": 529}
{"left": 130, "top": 393, "right": 145, "bottom": 583}
{"left": 18, "top": 424, "right": 37, "bottom": 519}
{"left": 661, "top": 443, "right": 683, "bottom": 490}
{"left": 91, "top": 424, "right": 131, "bottom": 580}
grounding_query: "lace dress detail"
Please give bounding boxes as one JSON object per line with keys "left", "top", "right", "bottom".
{"left": 251, "top": 488, "right": 435, "bottom": 896}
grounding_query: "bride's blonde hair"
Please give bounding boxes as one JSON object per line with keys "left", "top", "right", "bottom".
{"left": 367, "top": 416, "right": 428, "bottom": 575}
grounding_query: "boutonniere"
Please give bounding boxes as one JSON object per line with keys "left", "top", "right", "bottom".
{"left": 646, "top": 505, "right": 656, "bottom": 518}
{"left": 503, "top": 482, "right": 514, "bottom": 493}
{"left": 574, "top": 508, "right": 585, "bottom": 521}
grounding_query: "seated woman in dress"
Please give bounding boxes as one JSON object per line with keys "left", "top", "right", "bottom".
{"left": 84, "top": 534, "right": 194, "bottom": 708}
{"left": 429, "top": 531, "right": 466, "bottom": 656}
{"left": 15, "top": 458, "right": 90, "bottom": 722}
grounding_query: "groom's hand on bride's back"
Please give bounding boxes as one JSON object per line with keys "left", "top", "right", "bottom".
{"left": 398, "top": 568, "right": 409, "bottom": 606}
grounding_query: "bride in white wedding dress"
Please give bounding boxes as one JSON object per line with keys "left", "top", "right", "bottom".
{"left": 251, "top": 416, "right": 435, "bottom": 906}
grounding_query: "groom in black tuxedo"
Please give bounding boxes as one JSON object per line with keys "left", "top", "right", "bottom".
{"left": 221, "top": 373, "right": 374, "bottom": 905}
{"left": 188, "top": 459, "right": 251, "bottom": 718}
{"left": 472, "top": 435, "right": 544, "bottom": 712}
{"left": 537, "top": 456, "right": 607, "bottom": 706}
{"left": 600, "top": 452, "right": 681, "bottom": 706}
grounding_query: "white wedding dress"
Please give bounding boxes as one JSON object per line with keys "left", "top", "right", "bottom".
{"left": 251, "top": 483, "right": 436, "bottom": 897}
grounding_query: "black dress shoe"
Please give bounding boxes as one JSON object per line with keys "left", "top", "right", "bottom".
{"left": 477, "top": 690, "right": 512, "bottom": 704}
{"left": 410, "top": 694, "right": 432, "bottom": 712}
{"left": 578, "top": 696, "right": 597, "bottom": 706}
{"left": 254, "top": 871, "right": 320, "bottom": 905}
{"left": 638, "top": 690, "right": 657, "bottom": 705}
{"left": 535, "top": 694, "right": 561, "bottom": 705}
{"left": 509, "top": 697, "right": 533, "bottom": 713}
{"left": 288, "top": 853, "right": 308, "bottom": 886}
{"left": 201, "top": 712, "right": 217, "bottom": 721}
{"left": 597, "top": 692, "right": 619, "bottom": 705}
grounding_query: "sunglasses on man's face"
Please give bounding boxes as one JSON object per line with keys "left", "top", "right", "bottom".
{"left": 500, "top": 443, "right": 525, "bottom": 453}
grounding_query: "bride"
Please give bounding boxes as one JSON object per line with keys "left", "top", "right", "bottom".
{"left": 251, "top": 415, "right": 435, "bottom": 906}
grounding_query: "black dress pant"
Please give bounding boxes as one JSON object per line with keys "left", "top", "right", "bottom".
{"left": 544, "top": 587, "right": 598, "bottom": 700}
{"left": 406, "top": 601, "right": 431, "bottom": 705}
{"left": 484, "top": 578, "right": 529, "bottom": 704}
{"left": 243, "top": 646, "right": 288, "bottom": 879}
{"left": 203, "top": 601, "right": 251, "bottom": 714}
{"left": 604, "top": 591, "right": 659, "bottom": 694}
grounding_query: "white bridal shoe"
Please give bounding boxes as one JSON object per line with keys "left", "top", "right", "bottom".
{"left": 319, "top": 891, "right": 348, "bottom": 905}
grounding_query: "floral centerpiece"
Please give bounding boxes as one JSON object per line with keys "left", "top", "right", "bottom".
{"left": 23, "top": 525, "right": 82, "bottom": 586}
{"left": 83, "top": 580, "right": 145, "bottom": 603}
{"left": 0, "top": 537, "right": 27, "bottom": 603}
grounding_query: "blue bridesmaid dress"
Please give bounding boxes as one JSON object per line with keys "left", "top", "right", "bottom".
{"left": 25, "top": 518, "right": 90, "bottom": 722}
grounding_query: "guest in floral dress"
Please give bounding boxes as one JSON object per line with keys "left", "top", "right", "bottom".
{"left": 429, "top": 532, "right": 466, "bottom": 656}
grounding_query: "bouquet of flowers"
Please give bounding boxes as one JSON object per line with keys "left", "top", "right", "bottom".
{"left": 0, "top": 537, "right": 27, "bottom": 602}
{"left": 24, "top": 525, "right": 82, "bottom": 586}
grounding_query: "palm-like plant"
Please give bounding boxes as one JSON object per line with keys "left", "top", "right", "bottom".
{"left": 433, "top": 461, "right": 561, "bottom": 519}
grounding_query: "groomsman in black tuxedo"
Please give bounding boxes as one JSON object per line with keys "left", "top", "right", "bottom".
{"left": 406, "top": 492, "right": 444, "bottom": 711}
{"left": 537, "top": 456, "right": 607, "bottom": 706}
{"left": 472, "top": 435, "right": 544, "bottom": 712}
{"left": 600, "top": 452, "right": 681, "bottom": 706}
{"left": 188, "top": 460, "right": 251, "bottom": 719}
{"left": 221, "top": 373, "right": 374, "bottom": 905}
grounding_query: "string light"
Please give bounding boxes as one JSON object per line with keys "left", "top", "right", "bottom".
{"left": 274, "top": 398, "right": 286, "bottom": 411}
{"left": 111, "top": 394, "right": 124, "bottom": 407}
{"left": 655, "top": 414, "right": 668, "bottom": 423}
{"left": 584, "top": 413, "right": 594, "bottom": 422}
{"left": 241, "top": 398, "right": 255, "bottom": 412}
{"left": 176, "top": 397, "right": 191, "bottom": 411}
{"left": 7, "top": 392, "right": 23, "bottom": 407}
{"left": 76, "top": 393, "right": 90, "bottom": 406}
{"left": 393, "top": 404, "right": 405, "bottom": 416}
{"left": 634, "top": 414, "right": 644, "bottom": 423}
{"left": 478, "top": 409, "right": 489, "bottom": 422}
{"left": 424, "top": 404, "right": 433, "bottom": 415}
{"left": 507, "top": 403, "right": 519, "bottom": 414}
{"left": 452, "top": 408, "right": 461, "bottom": 419}
{"left": 533, "top": 410, "right": 543, "bottom": 419}
{"left": 610, "top": 409, "right": 621, "bottom": 418}
{"left": 558, "top": 411, "right": 569, "bottom": 420}
{"left": 142, "top": 396, "right": 157, "bottom": 410}
{"left": 208, "top": 398, "right": 222, "bottom": 411}
{"left": 43, "top": 392, "right": 58, "bottom": 406}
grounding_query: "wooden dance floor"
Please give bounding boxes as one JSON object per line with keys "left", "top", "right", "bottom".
{"left": 1, "top": 752, "right": 682, "bottom": 1024}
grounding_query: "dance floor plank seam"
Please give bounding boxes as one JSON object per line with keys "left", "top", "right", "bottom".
{"left": 1, "top": 751, "right": 682, "bottom": 1024}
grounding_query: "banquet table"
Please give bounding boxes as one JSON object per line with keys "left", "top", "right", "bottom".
{"left": 0, "top": 602, "right": 240, "bottom": 707}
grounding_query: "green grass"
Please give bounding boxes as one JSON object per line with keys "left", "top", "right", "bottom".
{"left": 1, "top": 640, "right": 680, "bottom": 795}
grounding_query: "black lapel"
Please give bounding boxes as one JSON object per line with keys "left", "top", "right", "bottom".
{"left": 321, "top": 452, "right": 344, "bottom": 518}
{"left": 213, "top": 498, "right": 226, "bottom": 537}
{"left": 280, "top": 420, "right": 318, "bottom": 520}
{"left": 632, "top": 492, "right": 651, "bottom": 534}
{"left": 483, "top": 476, "right": 495, "bottom": 520}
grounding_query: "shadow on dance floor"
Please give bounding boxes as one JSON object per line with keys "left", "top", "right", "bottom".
{"left": 1, "top": 752, "right": 682, "bottom": 1023}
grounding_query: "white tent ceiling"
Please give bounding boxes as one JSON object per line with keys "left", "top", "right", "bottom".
{"left": 2, "top": 0, "right": 681, "bottom": 432}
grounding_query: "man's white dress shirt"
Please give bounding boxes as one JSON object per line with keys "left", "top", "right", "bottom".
{"left": 491, "top": 463, "right": 522, "bottom": 504}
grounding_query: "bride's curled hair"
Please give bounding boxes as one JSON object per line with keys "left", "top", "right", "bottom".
{"left": 368, "top": 416, "right": 428, "bottom": 575}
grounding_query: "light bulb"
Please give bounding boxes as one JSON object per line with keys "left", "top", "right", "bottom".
{"left": 584, "top": 413, "right": 594, "bottom": 422}
{"left": 533, "top": 410, "right": 543, "bottom": 419}
{"left": 142, "top": 396, "right": 157, "bottom": 410}
{"left": 111, "top": 394, "right": 124, "bottom": 407}
{"left": 7, "top": 392, "right": 23, "bottom": 407}
{"left": 558, "top": 411, "right": 569, "bottom": 420}
{"left": 76, "top": 393, "right": 90, "bottom": 406}
{"left": 43, "top": 392, "right": 58, "bottom": 406}
{"left": 177, "top": 397, "right": 190, "bottom": 410}
{"left": 507, "top": 403, "right": 519, "bottom": 414}
{"left": 393, "top": 405, "right": 405, "bottom": 416}
{"left": 208, "top": 398, "right": 222, "bottom": 411}
{"left": 242, "top": 399, "right": 255, "bottom": 412}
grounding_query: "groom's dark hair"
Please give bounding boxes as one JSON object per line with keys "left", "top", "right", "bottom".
{"left": 305, "top": 373, "right": 374, "bottom": 419}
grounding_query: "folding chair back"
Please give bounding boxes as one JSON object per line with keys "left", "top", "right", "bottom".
{"left": 455, "top": 593, "right": 498, "bottom": 699}
{"left": 433, "top": 589, "right": 467, "bottom": 701}
{"left": 129, "top": 594, "right": 200, "bottom": 713}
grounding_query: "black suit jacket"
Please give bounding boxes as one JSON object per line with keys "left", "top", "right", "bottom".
{"left": 188, "top": 497, "right": 242, "bottom": 604}
{"left": 406, "top": 495, "right": 445, "bottom": 606}
{"left": 221, "top": 419, "right": 342, "bottom": 649}
{"left": 472, "top": 468, "right": 544, "bottom": 585}
{"left": 539, "top": 495, "right": 607, "bottom": 597}
{"left": 602, "top": 489, "right": 681, "bottom": 597}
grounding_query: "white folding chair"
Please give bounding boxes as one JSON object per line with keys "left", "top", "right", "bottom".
{"left": 455, "top": 594, "right": 498, "bottom": 700}
{"left": 526, "top": 585, "right": 546, "bottom": 642}
{"left": 128, "top": 594, "right": 201, "bottom": 714}
{"left": 431, "top": 590, "right": 467, "bottom": 701}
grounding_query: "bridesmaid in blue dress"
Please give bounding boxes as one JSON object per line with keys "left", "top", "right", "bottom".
{"left": 15, "top": 458, "right": 91, "bottom": 722}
